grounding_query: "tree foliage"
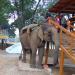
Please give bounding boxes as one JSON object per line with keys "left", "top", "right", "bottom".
{"left": 12, "top": 0, "right": 59, "bottom": 29}
{"left": 0, "top": 0, "right": 15, "bottom": 25}
{"left": 0, "top": 0, "right": 17, "bottom": 38}
{"left": 12, "top": 0, "right": 36, "bottom": 29}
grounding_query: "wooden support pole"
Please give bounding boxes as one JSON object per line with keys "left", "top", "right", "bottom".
{"left": 59, "top": 47, "right": 64, "bottom": 75}
{"left": 59, "top": 29, "right": 64, "bottom": 75}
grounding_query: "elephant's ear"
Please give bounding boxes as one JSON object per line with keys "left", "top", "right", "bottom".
{"left": 38, "top": 26, "right": 44, "bottom": 41}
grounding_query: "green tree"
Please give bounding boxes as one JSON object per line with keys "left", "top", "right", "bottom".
{"left": 0, "top": 0, "right": 17, "bottom": 38}
{"left": 12, "top": 0, "right": 42, "bottom": 30}
{"left": 0, "top": 0, "right": 15, "bottom": 25}
{"left": 12, "top": 0, "right": 59, "bottom": 30}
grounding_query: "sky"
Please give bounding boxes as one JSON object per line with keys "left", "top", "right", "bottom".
{"left": 8, "top": 11, "right": 18, "bottom": 24}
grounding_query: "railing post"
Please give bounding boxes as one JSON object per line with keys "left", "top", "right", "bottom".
{"left": 59, "top": 28, "right": 64, "bottom": 75}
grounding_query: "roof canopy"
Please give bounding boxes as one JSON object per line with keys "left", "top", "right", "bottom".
{"left": 49, "top": 0, "right": 75, "bottom": 13}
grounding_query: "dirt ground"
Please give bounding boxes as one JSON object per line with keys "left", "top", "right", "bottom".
{"left": 0, "top": 50, "right": 50, "bottom": 75}
{"left": 0, "top": 50, "right": 75, "bottom": 75}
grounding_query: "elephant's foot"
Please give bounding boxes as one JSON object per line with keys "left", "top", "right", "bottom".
{"left": 19, "top": 55, "right": 22, "bottom": 60}
{"left": 22, "top": 59, "right": 26, "bottom": 63}
{"left": 30, "top": 64, "right": 43, "bottom": 69}
{"left": 36, "top": 65, "right": 43, "bottom": 69}
{"left": 19, "top": 55, "right": 26, "bottom": 63}
{"left": 30, "top": 64, "right": 36, "bottom": 68}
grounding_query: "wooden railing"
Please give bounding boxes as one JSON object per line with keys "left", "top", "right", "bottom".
{"left": 59, "top": 28, "right": 75, "bottom": 75}
{"left": 46, "top": 19, "right": 75, "bottom": 75}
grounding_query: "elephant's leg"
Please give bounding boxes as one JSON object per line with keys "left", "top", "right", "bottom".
{"left": 30, "top": 49, "right": 32, "bottom": 64}
{"left": 19, "top": 50, "right": 22, "bottom": 60}
{"left": 22, "top": 47, "right": 26, "bottom": 63}
{"left": 37, "top": 46, "right": 44, "bottom": 69}
{"left": 51, "top": 27, "right": 60, "bottom": 65}
{"left": 30, "top": 48, "right": 37, "bottom": 68}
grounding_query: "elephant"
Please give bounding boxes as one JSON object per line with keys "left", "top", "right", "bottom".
{"left": 19, "top": 23, "right": 59, "bottom": 69}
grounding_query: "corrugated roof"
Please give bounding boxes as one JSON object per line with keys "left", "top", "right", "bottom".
{"left": 49, "top": 0, "right": 75, "bottom": 13}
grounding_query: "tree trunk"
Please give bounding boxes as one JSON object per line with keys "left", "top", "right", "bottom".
{"left": 31, "top": 0, "right": 41, "bottom": 23}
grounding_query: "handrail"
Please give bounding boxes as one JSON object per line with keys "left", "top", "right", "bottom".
{"left": 60, "top": 45, "right": 75, "bottom": 63}
{"left": 49, "top": 19, "right": 75, "bottom": 75}
{"left": 50, "top": 19, "right": 75, "bottom": 38}
{"left": 44, "top": 18, "right": 75, "bottom": 75}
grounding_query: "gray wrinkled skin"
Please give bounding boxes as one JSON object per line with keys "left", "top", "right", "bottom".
{"left": 19, "top": 23, "right": 59, "bottom": 69}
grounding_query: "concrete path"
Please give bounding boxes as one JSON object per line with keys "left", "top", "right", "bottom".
{"left": 0, "top": 50, "right": 75, "bottom": 75}
{"left": 0, "top": 50, "right": 49, "bottom": 75}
